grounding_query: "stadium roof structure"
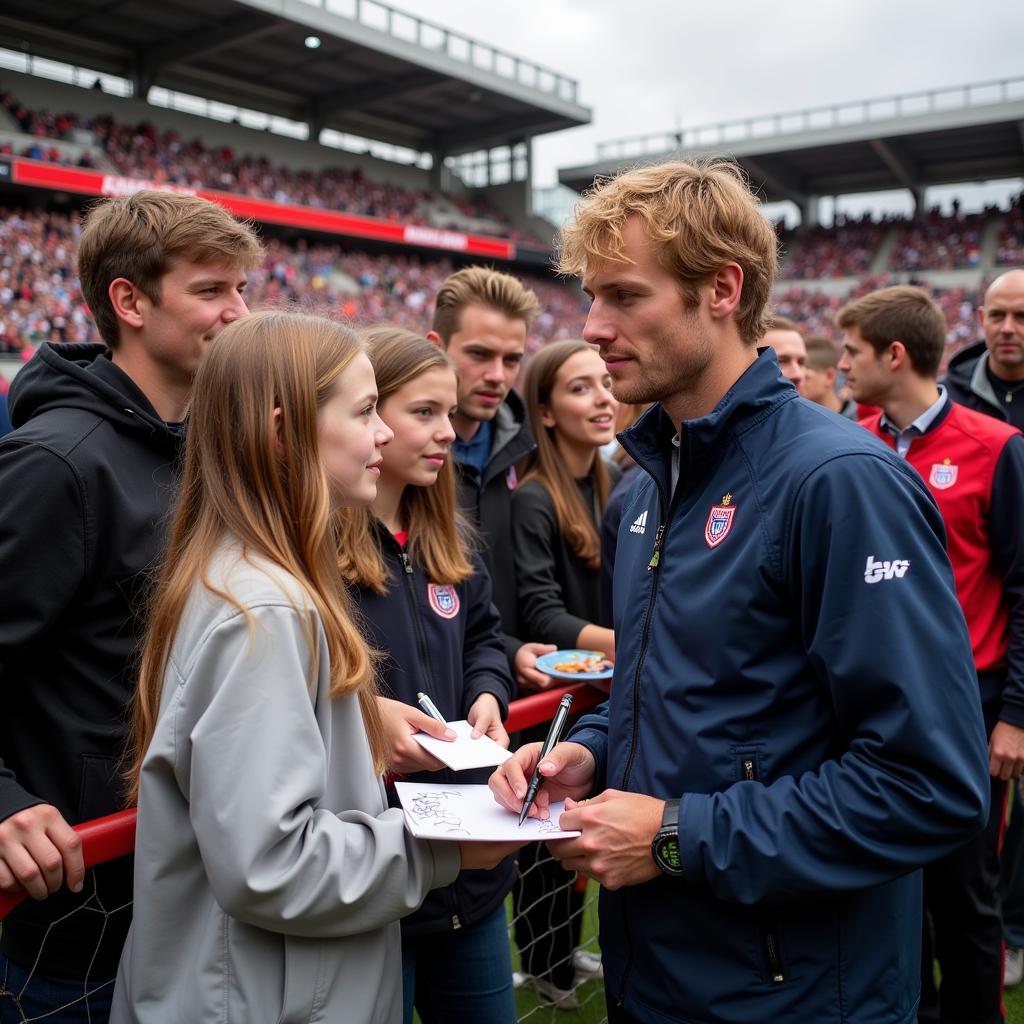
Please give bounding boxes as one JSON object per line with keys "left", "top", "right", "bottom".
{"left": 2, "top": 0, "right": 590, "bottom": 158}
{"left": 559, "top": 79, "right": 1024, "bottom": 215}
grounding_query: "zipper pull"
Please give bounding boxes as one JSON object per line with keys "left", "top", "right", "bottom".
{"left": 399, "top": 551, "right": 413, "bottom": 575}
{"left": 647, "top": 524, "right": 665, "bottom": 571}
{"left": 743, "top": 758, "right": 755, "bottom": 781}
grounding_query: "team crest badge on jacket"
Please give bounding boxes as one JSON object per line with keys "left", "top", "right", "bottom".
{"left": 704, "top": 493, "right": 736, "bottom": 549}
{"left": 427, "top": 583, "right": 460, "bottom": 619}
{"left": 929, "top": 459, "right": 958, "bottom": 490}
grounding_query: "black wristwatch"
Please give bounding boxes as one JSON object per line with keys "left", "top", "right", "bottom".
{"left": 651, "top": 798, "right": 683, "bottom": 877}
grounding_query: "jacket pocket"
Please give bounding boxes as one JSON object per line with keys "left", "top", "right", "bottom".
{"left": 731, "top": 743, "right": 766, "bottom": 784}
{"left": 760, "top": 921, "right": 785, "bottom": 983}
{"left": 77, "top": 754, "right": 123, "bottom": 822}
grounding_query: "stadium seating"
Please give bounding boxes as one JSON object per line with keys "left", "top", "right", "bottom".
{"left": 0, "top": 91, "right": 548, "bottom": 247}
{"left": 0, "top": 207, "right": 585, "bottom": 356}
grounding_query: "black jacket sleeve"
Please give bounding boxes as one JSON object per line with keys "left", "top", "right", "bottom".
{"left": 0, "top": 440, "right": 87, "bottom": 821}
{"left": 989, "top": 434, "right": 1024, "bottom": 726}
{"left": 460, "top": 551, "right": 516, "bottom": 720}
{"left": 511, "top": 482, "right": 590, "bottom": 650}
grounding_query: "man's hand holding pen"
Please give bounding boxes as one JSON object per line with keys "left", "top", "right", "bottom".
{"left": 488, "top": 739, "right": 597, "bottom": 820}
{"left": 489, "top": 742, "right": 667, "bottom": 890}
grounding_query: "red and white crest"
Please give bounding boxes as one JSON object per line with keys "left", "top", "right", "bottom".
{"left": 427, "top": 583, "right": 460, "bottom": 619}
{"left": 704, "top": 497, "right": 737, "bottom": 549}
{"left": 929, "top": 461, "right": 958, "bottom": 490}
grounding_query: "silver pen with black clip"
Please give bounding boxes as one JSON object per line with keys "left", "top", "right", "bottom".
{"left": 519, "top": 692, "right": 574, "bottom": 826}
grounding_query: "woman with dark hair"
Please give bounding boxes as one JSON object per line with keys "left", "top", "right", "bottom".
{"left": 510, "top": 339, "right": 620, "bottom": 1006}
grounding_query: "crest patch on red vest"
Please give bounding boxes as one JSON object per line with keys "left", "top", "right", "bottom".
{"left": 929, "top": 459, "right": 958, "bottom": 490}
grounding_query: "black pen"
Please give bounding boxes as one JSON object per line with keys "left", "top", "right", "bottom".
{"left": 416, "top": 691, "right": 447, "bottom": 726}
{"left": 519, "top": 693, "right": 574, "bottom": 826}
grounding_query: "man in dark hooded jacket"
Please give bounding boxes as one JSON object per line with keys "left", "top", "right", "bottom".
{"left": 0, "top": 191, "right": 261, "bottom": 1021}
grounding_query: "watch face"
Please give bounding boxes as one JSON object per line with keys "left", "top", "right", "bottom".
{"left": 653, "top": 831, "right": 683, "bottom": 876}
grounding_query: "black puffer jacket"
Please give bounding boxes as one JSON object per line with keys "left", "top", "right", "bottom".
{"left": 351, "top": 524, "right": 516, "bottom": 938}
{"left": 0, "top": 343, "right": 182, "bottom": 978}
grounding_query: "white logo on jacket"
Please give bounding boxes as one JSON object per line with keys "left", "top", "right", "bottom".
{"left": 864, "top": 556, "right": 910, "bottom": 584}
{"left": 630, "top": 510, "right": 648, "bottom": 535}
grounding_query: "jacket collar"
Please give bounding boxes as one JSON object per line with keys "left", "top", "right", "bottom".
{"left": 619, "top": 348, "right": 796, "bottom": 504}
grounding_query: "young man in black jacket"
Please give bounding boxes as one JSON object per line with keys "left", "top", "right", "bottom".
{"left": 428, "top": 266, "right": 556, "bottom": 691}
{"left": 0, "top": 191, "right": 262, "bottom": 1022}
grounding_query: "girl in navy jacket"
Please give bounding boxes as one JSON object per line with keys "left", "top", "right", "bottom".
{"left": 339, "top": 327, "right": 517, "bottom": 1024}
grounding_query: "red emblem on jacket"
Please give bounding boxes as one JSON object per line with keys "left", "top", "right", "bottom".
{"left": 427, "top": 583, "right": 460, "bottom": 619}
{"left": 704, "top": 493, "right": 737, "bottom": 549}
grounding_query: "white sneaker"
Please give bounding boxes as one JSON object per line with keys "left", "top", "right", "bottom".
{"left": 1006, "top": 947, "right": 1023, "bottom": 988}
{"left": 530, "top": 976, "right": 580, "bottom": 1011}
{"left": 572, "top": 948, "right": 604, "bottom": 980}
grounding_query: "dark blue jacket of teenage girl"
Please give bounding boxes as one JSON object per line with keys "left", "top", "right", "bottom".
{"left": 351, "top": 521, "right": 517, "bottom": 938}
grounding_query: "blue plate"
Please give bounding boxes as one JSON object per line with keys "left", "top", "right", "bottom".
{"left": 535, "top": 649, "right": 614, "bottom": 682}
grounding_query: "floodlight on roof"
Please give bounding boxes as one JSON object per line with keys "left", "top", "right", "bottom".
{"left": 304, "top": 36, "right": 322, "bottom": 49}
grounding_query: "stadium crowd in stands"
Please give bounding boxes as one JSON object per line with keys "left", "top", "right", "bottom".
{"left": 782, "top": 214, "right": 891, "bottom": 279}
{"left": 0, "top": 207, "right": 585, "bottom": 357}
{"left": 889, "top": 201, "right": 991, "bottom": 271}
{"left": 0, "top": 92, "right": 547, "bottom": 245}
{"left": 998, "top": 193, "right": 1024, "bottom": 267}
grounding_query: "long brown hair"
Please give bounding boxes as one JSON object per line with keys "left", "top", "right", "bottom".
{"left": 519, "top": 340, "right": 611, "bottom": 571}
{"left": 127, "top": 310, "right": 386, "bottom": 802}
{"left": 339, "top": 326, "right": 474, "bottom": 594}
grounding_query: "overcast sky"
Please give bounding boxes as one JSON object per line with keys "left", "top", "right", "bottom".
{"left": 393, "top": 0, "right": 1023, "bottom": 218}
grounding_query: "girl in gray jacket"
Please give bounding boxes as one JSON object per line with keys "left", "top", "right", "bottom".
{"left": 111, "top": 311, "right": 517, "bottom": 1024}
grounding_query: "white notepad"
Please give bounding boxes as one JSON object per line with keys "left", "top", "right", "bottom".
{"left": 411, "top": 719, "right": 513, "bottom": 771}
{"left": 395, "top": 782, "right": 581, "bottom": 841}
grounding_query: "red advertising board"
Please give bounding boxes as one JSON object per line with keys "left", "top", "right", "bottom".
{"left": 9, "top": 158, "right": 519, "bottom": 260}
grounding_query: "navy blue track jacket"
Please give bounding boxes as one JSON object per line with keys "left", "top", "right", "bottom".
{"left": 352, "top": 524, "right": 516, "bottom": 938}
{"left": 569, "top": 351, "right": 990, "bottom": 1024}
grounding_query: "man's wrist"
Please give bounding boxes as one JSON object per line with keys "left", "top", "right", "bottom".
{"left": 651, "top": 798, "right": 684, "bottom": 877}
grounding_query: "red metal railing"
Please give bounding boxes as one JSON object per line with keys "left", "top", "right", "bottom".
{"left": 0, "top": 682, "right": 604, "bottom": 920}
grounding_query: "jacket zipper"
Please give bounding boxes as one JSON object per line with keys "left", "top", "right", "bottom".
{"left": 743, "top": 758, "right": 784, "bottom": 983}
{"left": 397, "top": 550, "right": 440, "bottom": 701}
{"left": 397, "top": 546, "right": 462, "bottom": 932}
{"left": 616, "top": 490, "right": 671, "bottom": 1007}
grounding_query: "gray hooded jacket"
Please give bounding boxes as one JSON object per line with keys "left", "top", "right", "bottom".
{"left": 110, "top": 545, "right": 460, "bottom": 1023}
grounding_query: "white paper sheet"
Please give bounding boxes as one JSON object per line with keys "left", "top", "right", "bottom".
{"left": 411, "top": 719, "right": 513, "bottom": 771}
{"left": 395, "top": 782, "right": 581, "bottom": 841}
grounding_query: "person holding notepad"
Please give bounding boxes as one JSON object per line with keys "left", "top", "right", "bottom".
{"left": 338, "top": 327, "right": 517, "bottom": 1024}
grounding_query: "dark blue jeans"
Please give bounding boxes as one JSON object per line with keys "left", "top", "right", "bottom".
{"left": 0, "top": 955, "right": 113, "bottom": 1024}
{"left": 401, "top": 903, "right": 516, "bottom": 1024}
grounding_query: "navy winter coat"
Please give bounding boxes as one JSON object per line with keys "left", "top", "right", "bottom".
{"left": 570, "top": 351, "right": 990, "bottom": 1024}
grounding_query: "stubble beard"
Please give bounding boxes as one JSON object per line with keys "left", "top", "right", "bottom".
{"left": 612, "top": 320, "right": 714, "bottom": 410}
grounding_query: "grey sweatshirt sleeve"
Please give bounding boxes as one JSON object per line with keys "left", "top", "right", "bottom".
{"left": 169, "top": 602, "right": 460, "bottom": 938}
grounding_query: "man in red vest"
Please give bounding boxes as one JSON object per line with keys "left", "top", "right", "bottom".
{"left": 838, "top": 284, "right": 1024, "bottom": 1024}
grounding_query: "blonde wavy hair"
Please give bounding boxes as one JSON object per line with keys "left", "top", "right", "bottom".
{"left": 557, "top": 159, "right": 778, "bottom": 344}
{"left": 126, "top": 311, "right": 385, "bottom": 801}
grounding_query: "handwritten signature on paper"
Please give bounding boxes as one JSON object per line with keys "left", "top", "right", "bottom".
{"left": 406, "top": 790, "right": 471, "bottom": 836}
